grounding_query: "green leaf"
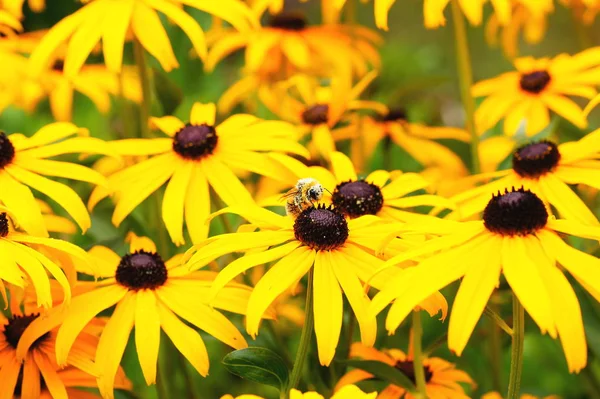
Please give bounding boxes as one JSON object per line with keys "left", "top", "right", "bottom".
{"left": 344, "top": 359, "right": 417, "bottom": 392}
{"left": 222, "top": 347, "right": 290, "bottom": 392}
{"left": 152, "top": 67, "right": 183, "bottom": 116}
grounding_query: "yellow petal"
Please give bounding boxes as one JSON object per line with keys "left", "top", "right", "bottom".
{"left": 135, "top": 290, "right": 161, "bottom": 385}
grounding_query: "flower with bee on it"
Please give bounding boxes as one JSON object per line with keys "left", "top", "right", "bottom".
{"left": 281, "top": 177, "right": 326, "bottom": 219}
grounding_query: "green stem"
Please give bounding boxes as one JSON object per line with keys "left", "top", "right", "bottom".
{"left": 506, "top": 294, "right": 525, "bottom": 399}
{"left": 488, "top": 302, "right": 504, "bottom": 393}
{"left": 450, "top": 0, "right": 480, "bottom": 174}
{"left": 484, "top": 305, "right": 514, "bottom": 336}
{"left": 288, "top": 268, "right": 314, "bottom": 392}
{"left": 133, "top": 38, "right": 152, "bottom": 139}
{"left": 412, "top": 311, "right": 428, "bottom": 399}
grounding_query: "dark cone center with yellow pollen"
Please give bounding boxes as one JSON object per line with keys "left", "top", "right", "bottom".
{"left": 3, "top": 314, "right": 50, "bottom": 349}
{"left": 173, "top": 123, "right": 218, "bottom": 160}
{"left": 0, "top": 132, "right": 15, "bottom": 169}
{"left": 116, "top": 250, "right": 168, "bottom": 290}
{"left": 269, "top": 12, "right": 307, "bottom": 30}
{"left": 519, "top": 70, "right": 551, "bottom": 94}
{"left": 394, "top": 360, "right": 433, "bottom": 384}
{"left": 294, "top": 204, "right": 349, "bottom": 251}
{"left": 332, "top": 180, "right": 384, "bottom": 218}
{"left": 381, "top": 108, "right": 407, "bottom": 122}
{"left": 302, "top": 104, "right": 329, "bottom": 125}
{"left": 512, "top": 140, "right": 560, "bottom": 178}
{"left": 483, "top": 187, "right": 548, "bottom": 236}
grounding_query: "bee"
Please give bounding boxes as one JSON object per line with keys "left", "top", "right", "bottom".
{"left": 281, "top": 178, "right": 325, "bottom": 219}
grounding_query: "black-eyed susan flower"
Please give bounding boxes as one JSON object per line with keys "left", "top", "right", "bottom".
{"left": 447, "top": 132, "right": 600, "bottom": 225}
{"left": 0, "top": 309, "right": 132, "bottom": 399}
{"left": 341, "top": 108, "right": 470, "bottom": 175}
{"left": 370, "top": 187, "right": 600, "bottom": 372}
{"left": 206, "top": 9, "right": 380, "bottom": 77}
{"left": 482, "top": 393, "right": 559, "bottom": 399}
{"left": 91, "top": 102, "right": 307, "bottom": 245}
{"left": 0, "top": 122, "right": 114, "bottom": 236}
{"left": 27, "top": 234, "right": 253, "bottom": 399}
{"left": 260, "top": 72, "right": 379, "bottom": 161}
{"left": 473, "top": 48, "right": 600, "bottom": 136}
{"left": 0, "top": 208, "right": 90, "bottom": 308}
{"left": 28, "top": 0, "right": 257, "bottom": 77}
{"left": 336, "top": 343, "right": 474, "bottom": 399}
{"left": 222, "top": 384, "right": 377, "bottom": 399}
{"left": 186, "top": 205, "right": 447, "bottom": 366}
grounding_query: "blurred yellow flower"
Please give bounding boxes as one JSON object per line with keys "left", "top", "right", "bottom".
{"left": 187, "top": 204, "right": 446, "bottom": 366}
{"left": 424, "top": 0, "right": 509, "bottom": 29}
{"left": 473, "top": 48, "right": 600, "bottom": 136}
{"left": 2, "top": 0, "right": 45, "bottom": 19}
{"left": 91, "top": 102, "right": 306, "bottom": 245}
{"left": 336, "top": 343, "right": 474, "bottom": 398}
{"left": 222, "top": 384, "right": 377, "bottom": 399}
{"left": 371, "top": 188, "right": 600, "bottom": 372}
{"left": 26, "top": 234, "right": 253, "bottom": 399}
{"left": 0, "top": 123, "right": 114, "bottom": 236}
{"left": 28, "top": 0, "right": 257, "bottom": 76}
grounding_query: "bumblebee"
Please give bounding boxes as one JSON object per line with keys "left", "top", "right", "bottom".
{"left": 281, "top": 178, "right": 325, "bottom": 219}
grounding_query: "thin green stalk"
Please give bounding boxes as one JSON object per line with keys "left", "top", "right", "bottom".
{"left": 484, "top": 305, "right": 514, "bottom": 336}
{"left": 489, "top": 302, "right": 504, "bottom": 393}
{"left": 288, "top": 268, "right": 315, "bottom": 392}
{"left": 412, "top": 311, "right": 428, "bottom": 399}
{"left": 133, "top": 38, "right": 152, "bottom": 139}
{"left": 450, "top": 0, "right": 480, "bottom": 174}
{"left": 506, "top": 294, "right": 525, "bottom": 399}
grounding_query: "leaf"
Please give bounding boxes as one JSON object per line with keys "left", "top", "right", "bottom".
{"left": 152, "top": 67, "right": 183, "bottom": 116}
{"left": 222, "top": 347, "right": 290, "bottom": 392}
{"left": 343, "top": 359, "right": 417, "bottom": 392}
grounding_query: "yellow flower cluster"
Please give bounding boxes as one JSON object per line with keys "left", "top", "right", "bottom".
{"left": 0, "top": 0, "right": 598, "bottom": 398}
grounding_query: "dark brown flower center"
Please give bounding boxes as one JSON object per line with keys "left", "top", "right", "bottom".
{"left": 519, "top": 70, "right": 551, "bottom": 94}
{"left": 115, "top": 251, "right": 168, "bottom": 290}
{"left": 3, "top": 314, "right": 50, "bottom": 349}
{"left": 0, "top": 213, "right": 8, "bottom": 237}
{"left": 381, "top": 108, "right": 407, "bottom": 122}
{"left": 302, "top": 104, "right": 329, "bottom": 125}
{"left": 483, "top": 187, "right": 548, "bottom": 236}
{"left": 269, "top": 12, "right": 307, "bottom": 30}
{"left": 0, "top": 132, "right": 15, "bottom": 169}
{"left": 172, "top": 123, "right": 218, "bottom": 160}
{"left": 293, "top": 204, "right": 348, "bottom": 251}
{"left": 52, "top": 60, "right": 64, "bottom": 73}
{"left": 512, "top": 140, "right": 560, "bottom": 178}
{"left": 394, "top": 360, "right": 433, "bottom": 384}
{"left": 332, "top": 180, "right": 384, "bottom": 218}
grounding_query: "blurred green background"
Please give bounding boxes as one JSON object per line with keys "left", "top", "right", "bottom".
{"left": 4, "top": 0, "right": 600, "bottom": 398}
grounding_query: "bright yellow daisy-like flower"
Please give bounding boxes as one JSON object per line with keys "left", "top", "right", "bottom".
{"left": 206, "top": 9, "right": 380, "bottom": 78}
{"left": 341, "top": 108, "right": 470, "bottom": 175}
{"left": 28, "top": 0, "right": 257, "bottom": 77}
{"left": 482, "top": 393, "right": 559, "bottom": 399}
{"left": 370, "top": 187, "right": 600, "bottom": 372}
{"left": 260, "top": 72, "right": 379, "bottom": 161}
{"left": 186, "top": 204, "right": 446, "bottom": 366}
{"left": 0, "top": 208, "right": 90, "bottom": 309}
{"left": 222, "top": 384, "right": 377, "bottom": 399}
{"left": 423, "top": 0, "right": 510, "bottom": 29}
{"left": 90, "top": 102, "right": 306, "bottom": 245}
{"left": 447, "top": 132, "right": 600, "bottom": 225}
{"left": 0, "top": 122, "right": 114, "bottom": 236}
{"left": 22, "top": 234, "right": 253, "bottom": 399}
{"left": 0, "top": 309, "right": 131, "bottom": 399}
{"left": 336, "top": 343, "right": 474, "bottom": 398}
{"left": 473, "top": 48, "right": 600, "bottom": 136}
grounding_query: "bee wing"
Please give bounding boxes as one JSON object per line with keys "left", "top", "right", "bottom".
{"left": 279, "top": 188, "right": 299, "bottom": 201}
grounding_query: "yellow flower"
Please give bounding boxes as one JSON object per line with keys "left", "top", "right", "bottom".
{"left": 561, "top": 0, "right": 600, "bottom": 24}
{"left": 473, "top": 48, "right": 600, "bottom": 136}
{"left": 423, "top": 0, "right": 511, "bottom": 29}
{"left": 336, "top": 343, "right": 474, "bottom": 398}
{"left": 207, "top": 8, "right": 380, "bottom": 76}
{"left": 187, "top": 205, "right": 446, "bottom": 366}
{"left": 0, "top": 6, "right": 21, "bottom": 35}
{"left": 91, "top": 102, "right": 307, "bottom": 245}
{"left": 221, "top": 384, "right": 377, "bottom": 399}
{"left": 447, "top": 132, "right": 600, "bottom": 225}
{"left": 0, "top": 208, "right": 89, "bottom": 309}
{"left": 35, "top": 199, "right": 77, "bottom": 235}
{"left": 2, "top": 0, "right": 45, "bottom": 19}
{"left": 341, "top": 108, "right": 470, "bottom": 175}
{"left": 370, "top": 187, "right": 600, "bottom": 372}
{"left": 0, "top": 122, "right": 114, "bottom": 236}
{"left": 24, "top": 233, "right": 253, "bottom": 399}
{"left": 482, "top": 393, "right": 559, "bottom": 399}
{"left": 0, "top": 309, "right": 131, "bottom": 399}
{"left": 260, "top": 72, "right": 379, "bottom": 161}
{"left": 485, "top": 0, "right": 553, "bottom": 58}
{"left": 28, "top": 0, "right": 257, "bottom": 76}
